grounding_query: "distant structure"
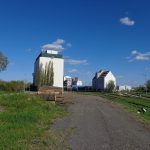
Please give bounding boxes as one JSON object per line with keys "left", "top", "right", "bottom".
{"left": 72, "top": 77, "right": 83, "bottom": 87}
{"left": 63, "top": 76, "right": 83, "bottom": 88}
{"left": 33, "top": 50, "right": 64, "bottom": 88}
{"left": 92, "top": 70, "right": 116, "bottom": 90}
{"left": 117, "top": 85, "right": 132, "bottom": 91}
{"left": 64, "top": 76, "right": 72, "bottom": 87}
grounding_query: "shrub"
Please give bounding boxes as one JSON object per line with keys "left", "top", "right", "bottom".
{"left": 0, "top": 80, "right": 24, "bottom": 92}
{"left": 134, "top": 86, "right": 146, "bottom": 93}
{"left": 146, "top": 80, "right": 150, "bottom": 92}
{"left": 106, "top": 80, "right": 115, "bottom": 93}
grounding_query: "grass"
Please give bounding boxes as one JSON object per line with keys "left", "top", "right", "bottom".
{"left": 0, "top": 92, "right": 67, "bottom": 150}
{"left": 80, "top": 92, "right": 150, "bottom": 123}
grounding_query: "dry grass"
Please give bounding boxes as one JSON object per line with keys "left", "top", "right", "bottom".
{"left": 0, "top": 106, "right": 4, "bottom": 112}
{"left": 30, "top": 127, "right": 74, "bottom": 150}
{"left": 63, "top": 92, "right": 77, "bottom": 104}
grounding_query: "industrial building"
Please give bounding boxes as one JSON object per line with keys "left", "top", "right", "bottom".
{"left": 33, "top": 50, "right": 64, "bottom": 88}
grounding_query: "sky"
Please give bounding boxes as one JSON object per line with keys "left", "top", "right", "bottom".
{"left": 0, "top": 0, "right": 150, "bottom": 86}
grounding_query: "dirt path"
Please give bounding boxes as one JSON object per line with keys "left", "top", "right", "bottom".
{"left": 53, "top": 93, "right": 150, "bottom": 150}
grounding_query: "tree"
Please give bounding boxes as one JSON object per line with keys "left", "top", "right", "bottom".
{"left": 146, "top": 80, "right": 150, "bottom": 92}
{"left": 0, "top": 51, "right": 9, "bottom": 72}
{"left": 37, "top": 63, "right": 43, "bottom": 87}
{"left": 134, "top": 86, "right": 145, "bottom": 93}
{"left": 46, "top": 61, "right": 53, "bottom": 86}
{"left": 49, "top": 62, "right": 54, "bottom": 86}
{"left": 37, "top": 62, "right": 54, "bottom": 87}
{"left": 106, "top": 80, "right": 115, "bottom": 92}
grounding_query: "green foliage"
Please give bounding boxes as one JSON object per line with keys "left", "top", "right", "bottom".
{"left": 37, "top": 62, "right": 54, "bottom": 87}
{"left": 36, "top": 63, "right": 44, "bottom": 87}
{"left": 146, "top": 80, "right": 150, "bottom": 92}
{"left": 50, "top": 62, "right": 54, "bottom": 86}
{"left": 0, "top": 93, "right": 66, "bottom": 150}
{"left": 0, "top": 80, "right": 24, "bottom": 92}
{"left": 0, "top": 51, "right": 9, "bottom": 72}
{"left": 106, "top": 80, "right": 115, "bottom": 92}
{"left": 134, "top": 86, "right": 146, "bottom": 93}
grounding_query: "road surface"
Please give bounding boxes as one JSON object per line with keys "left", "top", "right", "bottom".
{"left": 53, "top": 93, "right": 150, "bottom": 150}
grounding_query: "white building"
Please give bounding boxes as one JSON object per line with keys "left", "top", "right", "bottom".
{"left": 72, "top": 77, "right": 83, "bottom": 87}
{"left": 92, "top": 70, "right": 116, "bottom": 90}
{"left": 33, "top": 50, "right": 64, "bottom": 88}
{"left": 64, "top": 76, "right": 72, "bottom": 87}
{"left": 117, "top": 85, "right": 132, "bottom": 91}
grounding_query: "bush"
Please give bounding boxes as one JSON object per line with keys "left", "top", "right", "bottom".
{"left": 106, "top": 80, "right": 115, "bottom": 93}
{"left": 0, "top": 80, "right": 24, "bottom": 92}
{"left": 146, "top": 80, "right": 150, "bottom": 92}
{"left": 134, "top": 86, "right": 146, "bottom": 93}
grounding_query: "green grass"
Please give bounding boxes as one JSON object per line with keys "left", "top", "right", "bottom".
{"left": 0, "top": 93, "right": 67, "bottom": 150}
{"left": 80, "top": 92, "right": 150, "bottom": 123}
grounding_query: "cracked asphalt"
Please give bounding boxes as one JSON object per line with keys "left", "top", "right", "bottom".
{"left": 53, "top": 93, "right": 150, "bottom": 150}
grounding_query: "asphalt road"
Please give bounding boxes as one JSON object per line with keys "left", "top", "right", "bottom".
{"left": 53, "top": 93, "right": 150, "bottom": 150}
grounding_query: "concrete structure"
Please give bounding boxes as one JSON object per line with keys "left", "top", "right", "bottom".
{"left": 92, "top": 70, "right": 116, "bottom": 90}
{"left": 33, "top": 50, "right": 64, "bottom": 88}
{"left": 117, "top": 85, "right": 132, "bottom": 91}
{"left": 72, "top": 77, "right": 83, "bottom": 87}
{"left": 64, "top": 76, "right": 72, "bottom": 87}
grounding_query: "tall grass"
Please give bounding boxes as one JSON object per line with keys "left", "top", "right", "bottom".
{"left": 0, "top": 93, "right": 66, "bottom": 150}
{"left": 0, "top": 80, "right": 25, "bottom": 92}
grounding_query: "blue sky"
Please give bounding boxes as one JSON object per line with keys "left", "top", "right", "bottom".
{"left": 0, "top": 0, "right": 150, "bottom": 86}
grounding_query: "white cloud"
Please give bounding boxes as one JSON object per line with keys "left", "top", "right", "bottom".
{"left": 65, "top": 59, "right": 88, "bottom": 65}
{"left": 117, "top": 75, "right": 124, "bottom": 79}
{"left": 54, "top": 39, "right": 65, "bottom": 45}
{"left": 66, "top": 43, "right": 72, "bottom": 47}
{"left": 131, "top": 50, "right": 137, "bottom": 55}
{"left": 25, "top": 48, "right": 32, "bottom": 52}
{"left": 41, "top": 39, "right": 65, "bottom": 52}
{"left": 120, "top": 17, "right": 135, "bottom": 26}
{"left": 135, "top": 55, "right": 149, "bottom": 60}
{"left": 68, "top": 69, "right": 78, "bottom": 73}
{"left": 128, "top": 50, "right": 150, "bottom": 62}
